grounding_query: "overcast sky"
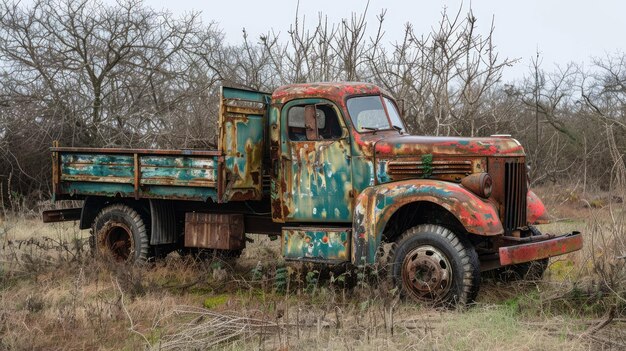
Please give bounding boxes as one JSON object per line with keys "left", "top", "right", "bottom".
{"left": 133, "top": 1, "right": 624, "bottom": 82}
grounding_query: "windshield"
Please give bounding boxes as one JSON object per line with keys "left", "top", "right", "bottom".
{"left": 346, "top": 95, "right": 405, "bottom": 132}
{"left": 384, "top": 97, "right": 404, "bottom": 129}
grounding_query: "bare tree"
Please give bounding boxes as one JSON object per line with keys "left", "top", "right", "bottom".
{"left": 366, "top": 6, "right": 515, "bottom": 136}
{"left": 580, "top": 53, "right": 626, "bottom": 189}
{"left": 0, "top": 0, "right": 224, "bottom": 199}
{"left": 0, "top": 0, "right": 624, "bottom": 201}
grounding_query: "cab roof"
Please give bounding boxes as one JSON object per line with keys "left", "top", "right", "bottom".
{"left": 272, "top": 82, "right": 392, "bottom": 105}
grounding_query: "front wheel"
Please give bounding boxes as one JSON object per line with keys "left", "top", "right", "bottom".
{"left": 390, "top": 224, "right": 480, "bottom": 307}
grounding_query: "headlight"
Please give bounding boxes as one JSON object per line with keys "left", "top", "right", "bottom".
{"left": 461, "top": 172, "right": 493, "bottom": 199}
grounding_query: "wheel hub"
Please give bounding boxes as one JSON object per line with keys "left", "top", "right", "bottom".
{"left": 402, "top": 245, "right": 452, "bottom": 301}
{"left": 99, "top": 222, "right": 134, "bottom": 261}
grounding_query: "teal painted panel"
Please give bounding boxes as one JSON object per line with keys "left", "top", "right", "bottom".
{"left": 60, "top": 153, "right": 219, "bottom": 187}
{"left": 61, "top": 182, "right": 217, "bottom": 202}
{"left": 141, "top": 156, "right": 217, "bottom": 185}
{"left": 350, "top": 156, "right": 376, "bottom": 191}
{"left": 221, "top": 103, "right": 267, "bottom": 200}
{"left": 140, "top": 156, "right": 216, "bottom": 169}
{"left": 61, "top": 182, "right": 135, "bottom": 197}
{"left": 61, "top": 153, "right": 134, "bottom": 180}
{"left": 142, "top": 185, "right": 217, "bottom": 201}
{"left": 282, "top": 227, "right": 351, "bottom": 262}
{"left": 286, "top": 142, "right": 352, "bottom": 221}
{"left": 222, "top": 87, "right": 270, "bottom": 103}
{"left": 224, "top": 114, "right": 264, "bottom": 176}
{"left": 61, "top": 153, "right": 133, "bottom": 165}
{"left": 279, "top": 98, "right": 353, "bottom": 223}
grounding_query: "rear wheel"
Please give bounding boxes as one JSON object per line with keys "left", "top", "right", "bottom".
{"left": 390, "top": 224, "right": 480, "bottom": 307}
{"left": 91, "top": 204, "right": 150, "bottom": 262}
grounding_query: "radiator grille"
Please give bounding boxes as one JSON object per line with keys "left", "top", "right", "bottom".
{"left": 504, "top": 161, "right": 528, "bottom": 232}
{"left": 387, "top": 160, "right": 473, "bottom": 177}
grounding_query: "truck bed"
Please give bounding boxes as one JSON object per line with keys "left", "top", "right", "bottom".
{"left": 52, "top": 146, "right": 222, "bottom": 202}
{"left": 51, "top": 86, "right": 271, "bottom": 203}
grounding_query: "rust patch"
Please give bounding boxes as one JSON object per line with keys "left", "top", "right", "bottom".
{"left": 282, "top": 227, "right": 351, "bottom": 262}
{"left": 42, "top": 208, "right": 81, "bottom": 223}
{"left": 499, "top": 232, "right": 582, "bottom": 265}
{"left": 97, "top": 221, "right": 135, "bottom": 262}
{"left": 227, "top": 189, "right": 257, "bottom": 201}
{"left": 272, "top": 82, "right": 388, "bottom": 108}
{"left": 352, "top": 179, "right": 504, "bottom": 264}
{"left": 184, "top": 213, "right": 245, "bottom": 250}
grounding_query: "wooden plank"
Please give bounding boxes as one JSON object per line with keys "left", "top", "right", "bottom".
{"left": 53, "top": 147, "right": 221, "bottom": 156}
{"left": 60, "top": 174, "right": 134, "bottom": 184}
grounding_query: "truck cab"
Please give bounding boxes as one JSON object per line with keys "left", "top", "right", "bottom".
{"left": 44, "top": 82, "right": 582, "bottom": 306}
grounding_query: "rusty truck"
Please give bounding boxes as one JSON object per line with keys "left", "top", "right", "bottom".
{"left": 43, "top": 82, "right": 582, "bottom": 306}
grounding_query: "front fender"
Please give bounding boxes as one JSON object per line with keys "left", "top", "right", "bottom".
{"left": 352, "top": 179, "right": 503, "bottom": 264}
{"left": 527, "top": 190, "right": 550, "bottom": 224}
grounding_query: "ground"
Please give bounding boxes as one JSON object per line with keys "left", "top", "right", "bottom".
{"left": 0, "top": 184, "right": 625, "bottom": 350}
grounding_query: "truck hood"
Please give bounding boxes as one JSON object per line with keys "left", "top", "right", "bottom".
{"left": 364, "top": 133, "right": 526, "bottom": 158}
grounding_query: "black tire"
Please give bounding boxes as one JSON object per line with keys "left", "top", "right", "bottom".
{"left": 91, "top": 204, "right": 150, "bottom": 262}
{"left": 390, "top": 224, "right": 480, "bottom": 307}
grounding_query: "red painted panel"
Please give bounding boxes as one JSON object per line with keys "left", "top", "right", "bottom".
{"left": 499, "top": 233, "right": 582, "bottom": 266}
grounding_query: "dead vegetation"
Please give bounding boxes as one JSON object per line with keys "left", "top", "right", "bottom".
{"left": 0, "top": 1, "right": 625, "bottom": 350}
{"left": 1, "top": 184, "right": 625, "bottom": 350}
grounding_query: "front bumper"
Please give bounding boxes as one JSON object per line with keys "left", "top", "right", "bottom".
{"left": 499, "top": 231, "right": 582, "bottom": 266}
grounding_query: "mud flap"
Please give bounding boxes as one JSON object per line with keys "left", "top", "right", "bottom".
{"left": 150, "top": 199, "right": 177, "bottom": 245}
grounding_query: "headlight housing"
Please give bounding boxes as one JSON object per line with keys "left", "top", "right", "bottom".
{"left": 461, "top": 172, "right": 493, "bottom": 199}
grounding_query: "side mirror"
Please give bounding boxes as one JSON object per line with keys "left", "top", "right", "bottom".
{"left": 304, "top": 105, "right": 318, "bottom": 140}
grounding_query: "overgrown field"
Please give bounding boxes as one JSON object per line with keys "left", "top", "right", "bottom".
{"left": 1, "top": 185, "right": 625, "bottom": 350}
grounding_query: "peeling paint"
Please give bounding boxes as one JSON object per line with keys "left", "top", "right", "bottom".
{"left": 499, "top": 232, "right": 582, "bottom": 265}
{"left": 274, "top": 98, "right": 353, "bottom": 223}
{"left": 218, "top": 87, "right": 270, "bottom": 202}
{"left": 352, "top": 179, "right": 504, "bottom": 264}
{"left": 49, "top": 82, "right": 574, "bottom": 269}
{"left": 282, "top": 227, "right": 351, "bottom": 262}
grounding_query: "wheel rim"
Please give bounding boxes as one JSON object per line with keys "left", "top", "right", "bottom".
{"left": 101, "top": 223, "right": 134, "bottom": 261}
{"left": 401, "top": 245, "right": 453, "bottom": 302}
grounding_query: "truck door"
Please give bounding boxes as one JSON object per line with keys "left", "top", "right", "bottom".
{"left": 277, "top": 99, "right": 353, "bottom": 222}
{"left": 218, "top": 86, "right": 271, "bottom": 202}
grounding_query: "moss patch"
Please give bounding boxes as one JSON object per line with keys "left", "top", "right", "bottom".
{"left": 203, "top": 294, "right": 230, "bottom": 309}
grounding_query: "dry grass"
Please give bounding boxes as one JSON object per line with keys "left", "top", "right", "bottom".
{"left": 1, "top": 185, "right": 625, "bottom": 350}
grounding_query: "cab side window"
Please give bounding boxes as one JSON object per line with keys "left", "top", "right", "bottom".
{"left": 288, "top": 104, "right": 342, "bottom": 141}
